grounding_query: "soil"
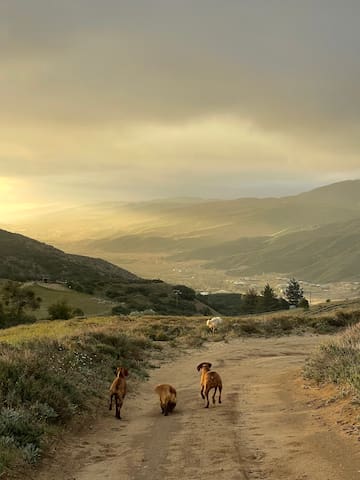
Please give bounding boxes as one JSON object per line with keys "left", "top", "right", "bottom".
{"left": 31, "top": 335, "right": 360, "bottom": 480}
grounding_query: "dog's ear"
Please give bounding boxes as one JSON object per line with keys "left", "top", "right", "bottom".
{"left": 123, "top": 368, "right": 129, "bottom": 377}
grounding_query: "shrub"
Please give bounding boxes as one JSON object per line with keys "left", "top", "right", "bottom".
{"left": 262, "top": 316, "right": 294, "bottom": 335}
{"left": 304, "top": 322, "right": 360, "bottom": 393}
{"left": 298, "top": 298, "right": 310, "bottom": 310}
{"left": 112, "top": 304, "right": 130, "bottom": 315}
{"left": 48, "top": 300, "right": 73, "bottom": 320}
{"left": 239, "top": 321, "right": 261, "bottom": 335}
{"left": 0, "top": 408, "right": 44, "bottom": 451}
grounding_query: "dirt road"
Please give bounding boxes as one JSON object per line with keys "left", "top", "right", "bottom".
{"left": 34, "top": 336, "right": 360, "bottom": 480}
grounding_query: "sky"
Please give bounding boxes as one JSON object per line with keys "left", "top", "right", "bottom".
{"left": 1, "top": 0, "right": 360, "bottom": 221}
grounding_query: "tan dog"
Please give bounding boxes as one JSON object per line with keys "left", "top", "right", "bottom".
{"left": 196, "top": 362, "right": 222, "bottom": 408}
{"left": 109, "top": 367, "right": 128, "bottom": 419}
{"left": 154, "top": 384, "right": 177, "bottom": 416}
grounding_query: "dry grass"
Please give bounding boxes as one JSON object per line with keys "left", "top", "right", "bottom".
{"left": 305, "top": 321, "right": 360, "bottom": 394}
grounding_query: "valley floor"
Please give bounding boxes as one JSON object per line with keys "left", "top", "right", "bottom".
{"left": 30, "top": 336, "right": 360, "bottom": 480}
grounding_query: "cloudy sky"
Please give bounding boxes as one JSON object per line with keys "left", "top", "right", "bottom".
{"left": 1, "top": 0, "right": 360, "bottom": 220}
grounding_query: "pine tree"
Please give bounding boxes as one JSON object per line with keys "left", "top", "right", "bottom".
{"left": 284, "top": 278, "right": 304, "bottom": 306}
{"left": 261, "top": 283, "right": 278, "bottom": 312}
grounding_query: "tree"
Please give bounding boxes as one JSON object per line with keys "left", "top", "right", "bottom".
{"left": 284, "top": 278, "right": 304, "bottom": 307}
{"left": 48, "top": 300, "right": 73, "bottom": 320}
{"left": 1, "top": 281, "right": 41, "bottom": 317}
{"left": 260, "top": 283, "right": 278, "bottom": 312}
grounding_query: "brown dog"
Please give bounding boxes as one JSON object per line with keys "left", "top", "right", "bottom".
{"left": 197, "top": 362, "right": 222, "bottom": 408}
{"left": 154, "top": 384, "right": 177, "bottom": 416}
{"left": 109, "top": 367, "right": 128, "bottom": 419}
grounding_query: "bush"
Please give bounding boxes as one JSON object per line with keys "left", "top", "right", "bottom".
{"left": 48, "top": 300, "right": 73, "bottom": 320}
{"left": 239, "top": 321, "right": 261, "bottom": 335}
{"left": 0, "top": 408, "right": 43, "bottom": 449}
{"left": 298, "top": 298, "right": 309, "bottom": 310}
{"left": 112, "top": 305, "right": 130, "bottom": 315}
{"left": 304, "top": 322, "right": 360, "bottom": 393}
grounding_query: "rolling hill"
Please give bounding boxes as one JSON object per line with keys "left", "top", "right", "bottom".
{"left": 0, "top": 228, "right": 138, "bottom": 285}
{"left": 5, "top": 179, "right": 360, "bottom": 285}
{"left": 12, "top": 180, "right": 360, "bottom": 249}
{"left": 174, "top": 217, "right": 360, "bottom": 283}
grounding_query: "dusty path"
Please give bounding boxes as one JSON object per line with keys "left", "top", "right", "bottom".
{"left": 33, "top": 336, "right": 360, "bottom": 480}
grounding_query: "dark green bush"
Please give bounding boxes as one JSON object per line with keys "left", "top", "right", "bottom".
{"left": 48, "top": 300, "right": 73, "bottom": 320}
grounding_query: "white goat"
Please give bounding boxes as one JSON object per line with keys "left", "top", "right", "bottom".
{"left": 206, "top": 316, "right": 223, "bottom": 334}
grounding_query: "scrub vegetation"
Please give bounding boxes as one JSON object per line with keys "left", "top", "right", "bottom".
{"left": 304, "top": 312, "right": 360, "bottom": 394}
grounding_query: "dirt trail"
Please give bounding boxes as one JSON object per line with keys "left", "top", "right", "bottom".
{"left": 33, "top": 336, "right": 360, "bottom": 480}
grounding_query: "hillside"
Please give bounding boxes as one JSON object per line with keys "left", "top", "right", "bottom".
{"left": 0, "top": 228, "right": 138, "bottom": 285}
{"left": 178, "top": 217, "right": 360, "bottom": 283}
{"left": 77, "top": 180, "right": 360, "bottom": 284}
{"left": 0, "top": 229, "right": 200, "bottom": 316}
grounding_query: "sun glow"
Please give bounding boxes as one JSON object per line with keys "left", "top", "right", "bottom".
{"left": 0, "top": 177, "right": 39, "bottom": 223}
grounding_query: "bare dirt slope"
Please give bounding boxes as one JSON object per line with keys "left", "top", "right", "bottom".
{"left": 33, "top": 336, "right": 360, "bottom": 480}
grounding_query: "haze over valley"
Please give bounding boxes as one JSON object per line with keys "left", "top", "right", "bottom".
{"left": 5, "top": 179, "right": 360, "bottom": 303}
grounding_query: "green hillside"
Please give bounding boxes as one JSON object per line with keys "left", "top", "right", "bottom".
{"left": 25, "top": 284, "right": 117, "bottom": 319}
{"left": 0, "top": 229, "right": 137, "bottom": 286}
{"left": 0, "top": 230, "right": 200, "bottom": 318}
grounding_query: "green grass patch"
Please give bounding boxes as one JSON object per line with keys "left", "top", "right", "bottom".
{"left": 28, "top": 284, "right": 116, "bottom": 319}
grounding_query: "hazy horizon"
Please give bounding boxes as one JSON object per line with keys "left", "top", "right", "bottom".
{"left": 3, "top": 178, "right": 359, "bottom": 225}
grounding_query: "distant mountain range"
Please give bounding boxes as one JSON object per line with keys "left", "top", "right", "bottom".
{"left": 5, "top": 179, "right": 360, "bottom": 284}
